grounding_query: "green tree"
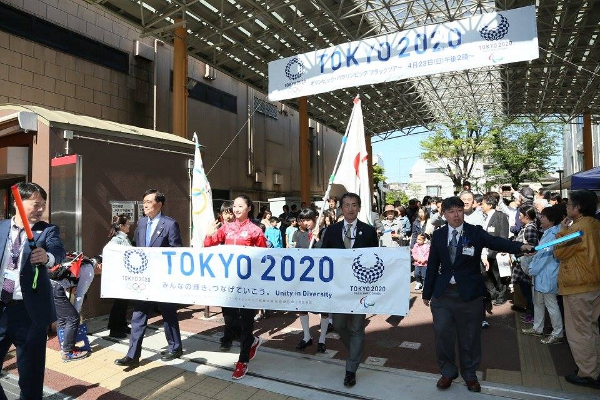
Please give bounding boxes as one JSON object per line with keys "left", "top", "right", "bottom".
{"left": 373, "top": 164, "right": 386, "bottom": 186}
{"left": 386, "top": 189, "right": 409, "bottom": 205}
{"left": 486, "top": 117, "right": 561, "bottom": 188}
{"left": 421, "top": 116, "right": 495, "bottom": 193}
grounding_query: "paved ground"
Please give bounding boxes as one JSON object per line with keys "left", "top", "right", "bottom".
{"left": 1, "top": 283, "right": 599, "bottom": 399}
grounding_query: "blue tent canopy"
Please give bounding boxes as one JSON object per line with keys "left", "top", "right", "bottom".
{"left": 571, "top": 167, "right": 600, "bottom": 190}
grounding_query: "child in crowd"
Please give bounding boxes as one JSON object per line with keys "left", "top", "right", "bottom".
{"left": 411, "top": 233, "right": 430, "bottom": 291}
{"left": 285, "top": 217, "right": 298, "bottom": 247}
{"left": 219, "top": 201, "right": 234, "bottom": 224}
{"left": 265, "top": 217, "right": 283, "bottom": 248}
{"left": 292, "top": 208, "right": 328, "bottom": 353}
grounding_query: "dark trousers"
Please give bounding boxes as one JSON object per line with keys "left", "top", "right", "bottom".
{"left": 484, "top": 258, "right": 507, "bottom": 302}
{"left": 0, "top": 302, "right": 47, "bottom": 400}
{"left": 237, "top": 308, "right": 256, "bottom": 363}
{"left": 518, "top": 280, "right": 534, "bottom": 314}
{"left": 52, "top": 281, "right": 80, "bottom": 352}
{"left": 430, "top": 286, "right": 483, "bottom": 381}
{"left": 221, "top": 307, "right": 242, "bottom": 343}
{"left": 332, "top": 313, "right": 366, "bottom": 373}
{"left": 108, "top": 299, "right": 129, "bottom": 334}
{"left": 126, "top": 300, "right": 181, "bottom": 359}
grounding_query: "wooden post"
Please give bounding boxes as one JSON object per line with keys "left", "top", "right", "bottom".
{"left": 583, "top": 114, "right": 593, "bottom": 170}
{"left": 299, "top": 97, "right": 310, "bottom": 205}
{"left": 172, "top": 18, "right": 187, "bottom": 138}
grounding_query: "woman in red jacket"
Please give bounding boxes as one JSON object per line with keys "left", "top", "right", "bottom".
{"left": 204, "top": 195, "right": 267, "bottom": 379}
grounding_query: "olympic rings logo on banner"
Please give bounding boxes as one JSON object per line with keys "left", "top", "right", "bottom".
{"left": 126, "top": 282, "right": 147, "bottom": 292}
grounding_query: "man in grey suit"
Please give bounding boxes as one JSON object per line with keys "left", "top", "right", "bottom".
{"left": 423, "top": 196, "right": 533, "bottom": 392}
{"left": 0, "top": 182, "right": 66, "bottom": 399}
{"left": 115, "top": 189, "right": 183, "bottom": 367}
{"left": 321, "top": 192, "right": 379, "bottom": 388}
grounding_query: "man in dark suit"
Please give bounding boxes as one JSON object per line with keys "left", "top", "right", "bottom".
{"left": 321, "top": 192, "right": 378, "bottom": 388}
{"left": 423, "top": 196, "right": 533, "bottom": 392}
{"left": 115, "top": 189, "right": 183, "bottom": 366}
{"left": 481, "top": 193, "right": 510, "bottom": 305}
{"left": 0, "top": 182, "right": 66, "bottom": 399}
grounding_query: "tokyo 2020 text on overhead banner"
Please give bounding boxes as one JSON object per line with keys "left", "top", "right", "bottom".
{"left": 268, "top": 6, "right": 538, "bottom": 101}
{"left": 101, "top": 244, "right": 411, "bottom": 315}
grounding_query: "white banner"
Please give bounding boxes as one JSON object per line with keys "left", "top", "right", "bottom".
{"left": 101, "top": 244, "right": 411, "bottom": 315}
{"left": 268, "top": 6, "right": 538, "bottom": 101}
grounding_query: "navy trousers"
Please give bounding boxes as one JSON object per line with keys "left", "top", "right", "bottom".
{"left": 0, "top": 302, "right": 48, "bottom": 400}
{"left": 126, "top": 300, "right": 181, "bottom": 359}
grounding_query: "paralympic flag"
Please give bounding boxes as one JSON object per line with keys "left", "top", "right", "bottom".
{"left": 331, "top": 96, "right": 372, "bottom": 224}
{"left": 191, "top": 133, "right": 214, "bottom": 247}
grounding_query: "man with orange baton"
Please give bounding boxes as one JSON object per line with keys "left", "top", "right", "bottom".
{"left": 0, "top": 182, "right": 66, "bottom": 399}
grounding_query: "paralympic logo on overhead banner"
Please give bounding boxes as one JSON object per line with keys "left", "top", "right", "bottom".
{"left": 267, "top": 5, "right": 538, "bottom": 101}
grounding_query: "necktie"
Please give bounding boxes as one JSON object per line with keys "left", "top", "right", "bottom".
{"left": 344, "top": 223, "right": 353, "bottom": 249}
{"left": 2, "top": 226, "right": 23, "bottom": 304}
{"left": 145, "top": 219, "right": 153, "bottom": 247}
{"left": 449, "top": 229, "right": 458, "bottom": 263}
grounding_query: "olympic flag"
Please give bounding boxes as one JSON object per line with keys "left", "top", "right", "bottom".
{"left": 191, "top": 133, "right": 213, "bottom": 247}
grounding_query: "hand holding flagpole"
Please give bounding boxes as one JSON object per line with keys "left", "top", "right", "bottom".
{"left": 10, "top": 184, "right": 44, "bottom": 289}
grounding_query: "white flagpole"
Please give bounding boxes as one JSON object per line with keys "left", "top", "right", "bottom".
{"left": 309, "top": 96, "right": 359, "bottom": 248}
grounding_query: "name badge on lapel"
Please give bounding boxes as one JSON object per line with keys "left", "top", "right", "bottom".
{"left": 487, "top": 227, "right": 495, "bottom": 233}
{"left": 462, "top": 246, "right": 475, "bottom": 256}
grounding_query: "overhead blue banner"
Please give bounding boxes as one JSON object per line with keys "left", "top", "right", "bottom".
{"left": 268, "top": 6, "right": 538, "bottom": 101}
{"left": 101, "top": 245, "right": 411, "bottom": 315}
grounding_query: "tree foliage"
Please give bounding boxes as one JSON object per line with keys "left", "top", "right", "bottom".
{"left": 372, "top": 164, "right": 386, "bottom": 186}
{"left": 386, "top": 190, "right": 409, "bottom": 206}
{"left": 486, "top": 117, "right": 561, "bottom": 188}
{"left": 421, "top": 116, "right": 494, "bottom": 193}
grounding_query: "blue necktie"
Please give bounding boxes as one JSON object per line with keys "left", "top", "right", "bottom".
{"left": 145, "top": 219, "right": 153, "bottom": 247}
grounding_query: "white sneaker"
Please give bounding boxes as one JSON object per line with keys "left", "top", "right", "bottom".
{"left": 414, "top": 282, "right": 423, "bottom": 291}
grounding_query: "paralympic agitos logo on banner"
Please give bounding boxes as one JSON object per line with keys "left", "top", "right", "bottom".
{"left": 122, "top": 248, "right": 151, "bottom": 292}
{"left": 350, "top": 253, "right": 386, "bottom": 308}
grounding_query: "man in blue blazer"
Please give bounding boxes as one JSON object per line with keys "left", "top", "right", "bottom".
{"left": 115, "top": 189, "right": 183, "bottom": 366}
{"left": 321, "top": 192, "right": 378, "bottom": 388}
{"left": 423, "top": 196, "right": 532, "bottom": 392}
{"left": 0, "top": 182, "right": 66, "bottom": 399}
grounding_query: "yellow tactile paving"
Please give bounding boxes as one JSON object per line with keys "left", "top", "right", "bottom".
{"left": 116, "top": 377, "right": 164, "bottom": 398}
{"left": 213, "top": 383, "right": 259, "bottom": 400}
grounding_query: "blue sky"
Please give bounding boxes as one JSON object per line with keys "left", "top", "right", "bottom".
{"left": 372, "top": 129, "right": 563, "bottom": 184}
{"left": 372, "top": 131, "right": 431, "bottom": 184}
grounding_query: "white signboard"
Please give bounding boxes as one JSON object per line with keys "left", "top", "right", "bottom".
{"left": 268, "top": 6, "right": 538, "bottom": 101}
{"left": 101, "top": 244, "right": 411, "bottom": 315}
{"left": 110, "top": 201, "right": 136, "bottom": 222}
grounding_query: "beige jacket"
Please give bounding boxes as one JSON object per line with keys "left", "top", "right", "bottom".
{"left": 554, "top": 216, "right": 600, "bottom": 295}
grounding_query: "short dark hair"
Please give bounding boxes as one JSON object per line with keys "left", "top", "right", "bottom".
{"left": 442, "top": 196, "right": 464, "bottom": 211}
{"left": 269, "top": 216, "right": 279, "bottom": 224}
{"left": 569, "top": 189, "right": 598, "bottom": 217}
{"left": 144, "top": 189, "right": 165, "bottom": 205}
{"left": 482, "top": 193, "right": 498, "bottom": 209}
{"left": 16, "top": 182, "right": 47, "bottom": 201}
{"left": 473, "top": 193, "right": 483, "bottom": 204}
{"left": 541, "top": 203, "right": 566, "bottom": 225}
{"left": 297, "top": 208, "right": 317, "bottom": 221}
{"left": 340, "top": 192, "right": 361, "bottom": 207}
{"left": 286, "top": 215, "right": 297, "bottom": 223}
{"left": 550, "top": 194, "right": 562, "bottom": 203}
{"left": 519, "top": 206, "right": 537, "bottom": 221}
{"left": 220, "top": 201, "right": 233, "bottom": 213}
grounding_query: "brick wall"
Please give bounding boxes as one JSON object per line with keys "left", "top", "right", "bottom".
{"left": 0, "top": 0, "right": 153, "bottom": 128}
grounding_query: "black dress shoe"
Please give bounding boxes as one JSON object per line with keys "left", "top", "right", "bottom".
{"left": 220, "top": 339, "right": 232, "bottom": 351}
{"left": 317, "top": 343, "right": 326, "bottom": 353}
{"left": 344, "top": 371, "right": 356, "bottom": 387}
{"left": 114, "top": 356, "right": 139, "bottom": 366}
{"left": 109, "top": 331, "right": 127, "bottom": 339}
{"left": 565, "top": 374, "right": 600, "bottom": 388}
{"left": 327, "top": 323, "right": 334, "bottom": 333}
{"left": 161, "top": 350, "right": 183, "bottom": 361}
{"left": 296, "top": 338, "right": 313, "bottom": 350}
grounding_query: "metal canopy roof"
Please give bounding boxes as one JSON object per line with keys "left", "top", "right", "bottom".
{"left": 96, "top": 0, "right": 600, "bottom": 140}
